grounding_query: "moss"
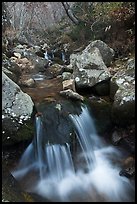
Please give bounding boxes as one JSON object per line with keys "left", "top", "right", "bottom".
{"left": 17, "top": 119, "right": 35, "bottom": 142}
{"left": 2, "top": 118, "right": 34, "bottom": 146}
{"left": 22, "top": 192, "right": 35, "bottom": 202}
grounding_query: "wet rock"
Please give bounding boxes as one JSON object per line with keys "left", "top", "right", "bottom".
{"left": 2, "top": 165, "right": 26, "bottom": 202}
{"left": 2, "top": 161, "right": 42, "bottom": 202}
{"left": 122, "top": 135, "right": 135, "bottom": 154}
{"left": 2, "top": 117, "right": 34, "bottom": 146}
{"left": 111, "top": 130, "right": 122, "bottom": 145}
{"left": 35, "top": 101, "right": 82, "bottom": 145}
{"left": 60, "top": 89, "right": 84, "bottom": 101}
{"left": 119, "top": 156, "right": 135, "bottom": 178}
{"left": 119, "top": 168, "right": 135, "bottom": 178}
{"left": 62, "top": 79, "right": 76, "bottom": 91}
{"left": 88, "top": 97, "right": 112, "bottom": 134}
{"left": 111, "top": 125, "right": 135, "bottom": 154}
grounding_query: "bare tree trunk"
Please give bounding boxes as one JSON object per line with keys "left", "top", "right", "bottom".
{"left": 61, "top": 2, "right": 80, "bottom": 25}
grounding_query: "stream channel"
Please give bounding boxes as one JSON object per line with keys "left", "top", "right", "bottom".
{"left": 3, "top": 72, "right": 135, "bottom": 202}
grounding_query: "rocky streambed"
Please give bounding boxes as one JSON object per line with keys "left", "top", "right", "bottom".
{"left": 2, "top": 40, "right": 135, "bottom": 202}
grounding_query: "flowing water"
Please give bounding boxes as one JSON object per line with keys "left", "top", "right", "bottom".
{"left": 12, "top": 104, "right": 135, "bottom": 202}
{"left": 32, "top": 73, "right": 46, "bottom": 81}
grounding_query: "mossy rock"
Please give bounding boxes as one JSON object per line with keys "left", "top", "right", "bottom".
{"left": 2, "top": 118, "right": 34, "bottom": 146}
{"left": 2, "top": 163, "right": 30, "bottom": 202}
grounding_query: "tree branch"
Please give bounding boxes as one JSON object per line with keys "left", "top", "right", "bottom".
{"left": 61, "top": 2, "right": 80, "bottom": 25}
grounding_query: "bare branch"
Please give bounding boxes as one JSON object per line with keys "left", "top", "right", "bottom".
{"left": 61, "top": 2, "right": 80, "bottom": 25}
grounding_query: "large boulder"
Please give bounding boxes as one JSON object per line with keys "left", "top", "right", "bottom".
{"left": 70, "top": 45, "right": 111, "bottom": 95}
{"left": 2, "top": 72, "right": 34, "bottom": 145}
{"left": 110, "top": 58, "right": 135, "bottom": 126}
{"left": 87, "top": 40, "right": 115, "bottom": 66}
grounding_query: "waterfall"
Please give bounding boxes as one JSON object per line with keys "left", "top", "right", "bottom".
{"left": 61, "top": 51, "right": 66, "bottom": 63}
{"left": 12, "top": 104, "right": 135, "bottom": 202}
{"left": 69, "top": 105, "right": 103, "bottom": 170}
{"left": 44, "top": 50, "right": 49, "bottom": 60}
{"left": 12, "top": 116, "right": 74, "bottom": 182}
{"left": 46, "top": 143, "right": 74, "bottom": 182}
{"left": 44, "top": 50, "right": 54, "bottom": 61}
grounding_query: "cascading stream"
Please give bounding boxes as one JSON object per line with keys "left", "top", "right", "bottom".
{"left": 69, "top": 105, "right": 103, "bottom": 170}
{"left": 12, "top": 104, "right": 135, "bottom": 202}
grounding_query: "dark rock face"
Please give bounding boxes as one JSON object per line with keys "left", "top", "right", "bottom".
{"left": 2, "top": 118, "right": 34, "bottom": 146}
{"left": 88, "top": 97, "right": 112, "bottom": 134}
{"left": 119, "top": 156, "right": 135, "bottom": 179}
{"left": 2, "top": 164, "right": 26, "bottom": 202}
{"left": 35, "top": 101, "right": 82, "bottom": 145}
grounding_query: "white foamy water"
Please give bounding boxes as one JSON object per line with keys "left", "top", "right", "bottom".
{"left": 12, "top": 104, "right": 135, "bottom": 202}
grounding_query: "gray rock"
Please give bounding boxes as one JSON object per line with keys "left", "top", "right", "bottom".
{"left": 70, "top": 46, "right": 111, "bottom": 94}
{"left": 127, "top": 58, "right": 135, "bottom": 70}
{"left": 62, "top": 72, "right": 72, "bottom": 80}
{"left": 60, "top": 89, "right": 84, "bottom": 101}
{"left": 2, "top": 72, "right": 34, "bottom": 145}
{"left": 2, "top": 57, "right": 21, "bottom": 82}
{"left": 2, "top": 72, "right": 34, "bottom": 118}
{"left": 2, "top": 67, "right": 18, "bottom": 83}
{"left": 110, "top": 62, "right": 135, "bottom": 126}
{"left": 87, "top": 40, "right": 115, "bottom": 66}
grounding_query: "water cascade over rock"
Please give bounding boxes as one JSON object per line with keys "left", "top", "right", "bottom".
{"left": 12, "top": 104, "right": 135, "bottom": 202}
